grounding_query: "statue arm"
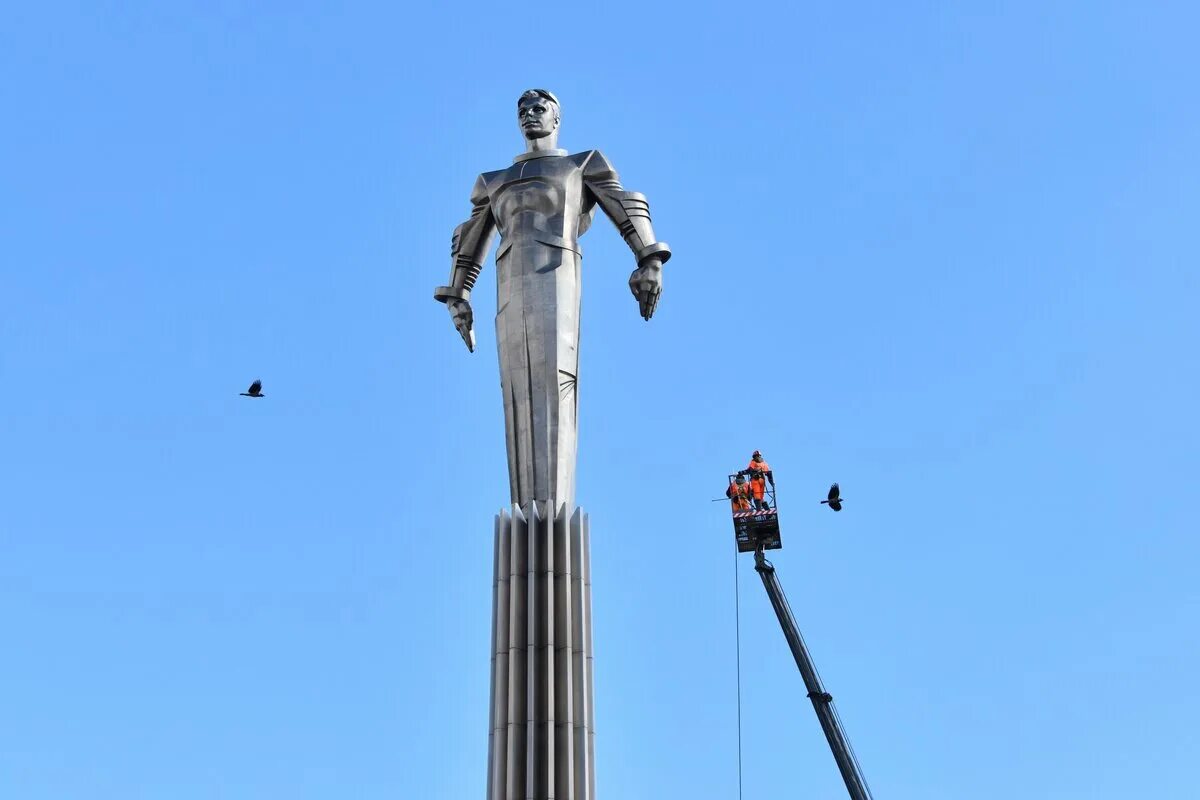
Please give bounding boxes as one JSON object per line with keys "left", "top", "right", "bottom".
{"left": 582, "top": 151, "right": 671, "bottom": 321}
{"left": 434, "top": 175, "right": 497, "bottom": 304}
{"left": 434, "top": 176, "right": 496, "bottom": 351}
{"left": 581, "top": 150, "right": 671, "bottom": 268}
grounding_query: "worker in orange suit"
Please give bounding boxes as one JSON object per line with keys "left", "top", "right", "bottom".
{"left": 726, "top": 474, "right": 753, "bottom": 511}
{"left": 742, "top": 450, "right": 775, "bottom": 510}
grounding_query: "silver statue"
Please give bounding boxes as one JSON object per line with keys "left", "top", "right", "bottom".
{"left": 435, "top": 89, "right": 671, "bottom": 512}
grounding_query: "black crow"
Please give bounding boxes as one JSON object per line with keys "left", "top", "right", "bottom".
{"left": 820, "top": 482, "right": 842, "bottom": 512}
{"left": 240, "top": 379, "right": 265, "bottom": 398}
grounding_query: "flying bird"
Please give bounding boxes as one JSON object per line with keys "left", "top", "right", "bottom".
{"left": 239, "top": 379, "right": 265, "bottom": 398}
{"left": 820, "top": 483, "right": 843, "bottom": 511}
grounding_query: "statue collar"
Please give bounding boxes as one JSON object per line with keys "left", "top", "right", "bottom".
{"left": 514, "top": 148, "right": 567, "bottom": 163}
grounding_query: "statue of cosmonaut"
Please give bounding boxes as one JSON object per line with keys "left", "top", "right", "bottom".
{"left": 435, "top": 89, "right": 671, "bottom": 511}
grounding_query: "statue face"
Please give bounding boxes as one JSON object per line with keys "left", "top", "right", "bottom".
{"left": 517, "top": 96, "right": 558, "bottom": 140}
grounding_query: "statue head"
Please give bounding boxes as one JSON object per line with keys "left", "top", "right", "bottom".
{"left": 517, "top": 89, "right": 560, "bottom": 143}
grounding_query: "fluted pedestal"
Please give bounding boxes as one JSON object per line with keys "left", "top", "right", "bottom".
{"left": 488, "top": 502, "right": 594, "bottom": 800}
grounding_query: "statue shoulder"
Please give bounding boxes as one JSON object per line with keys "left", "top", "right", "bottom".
{"left": 572, "top": 150, "right": 618, "bottom": 181}
{"left": 472, "top": 169, "right": 506, "bottom": 203}
{"left": 480, "top": 167, "right": 506, "bottom": 184}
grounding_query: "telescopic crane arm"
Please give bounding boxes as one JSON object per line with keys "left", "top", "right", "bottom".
{"left": 753, "top": 546, "right": 874, "bottom": 800}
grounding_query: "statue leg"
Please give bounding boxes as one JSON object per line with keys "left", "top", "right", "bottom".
{"left": 496, "top": 247, "right": 581, "bottom": 511}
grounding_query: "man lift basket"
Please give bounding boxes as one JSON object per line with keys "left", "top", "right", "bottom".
{"left": 728, "top": 471, "right": 782, "bottom": 553}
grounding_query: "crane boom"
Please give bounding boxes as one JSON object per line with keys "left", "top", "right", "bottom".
{"left": 753, "top": 546, "right": 874, "bottom": 800}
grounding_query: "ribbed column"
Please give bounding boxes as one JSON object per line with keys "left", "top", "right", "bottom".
{"left": 489, "top": 501, "right": 594, "bottom": 800}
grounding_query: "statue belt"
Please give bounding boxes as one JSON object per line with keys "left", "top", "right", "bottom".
{"left": 497, "top": 231, "right": 581, "bottom": 260}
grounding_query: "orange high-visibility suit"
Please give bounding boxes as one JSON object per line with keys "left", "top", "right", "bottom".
{"left": 726, "top": 481, "right": 753, "bottom": 511}
{"left": 746, "top": 457, "right": 772, "bottom": 500}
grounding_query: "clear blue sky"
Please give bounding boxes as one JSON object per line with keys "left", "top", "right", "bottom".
{"left": 2, "top": 3, "right": 1196, "bottom": 798}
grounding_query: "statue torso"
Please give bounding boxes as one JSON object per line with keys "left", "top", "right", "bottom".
{"left": 482, "top": 153, "right": 596, "bottom": 258}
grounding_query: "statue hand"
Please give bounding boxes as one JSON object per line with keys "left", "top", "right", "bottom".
{"left": 447, "top": 298, "right": 476, "bottom": 352}
{"left": 629, "top": 258, "right": 663, "bottom": 321}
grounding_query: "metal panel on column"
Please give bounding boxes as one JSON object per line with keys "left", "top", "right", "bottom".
{"left": 488, "top": 501, "right": 594, "bottom": 800}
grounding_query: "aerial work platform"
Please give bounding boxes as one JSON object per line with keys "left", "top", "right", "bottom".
{"left": 727, "top": 471, "right": 782, "bottom": 552}
{"left": 722, "top": 463, "right": 873, "bottom": 800}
